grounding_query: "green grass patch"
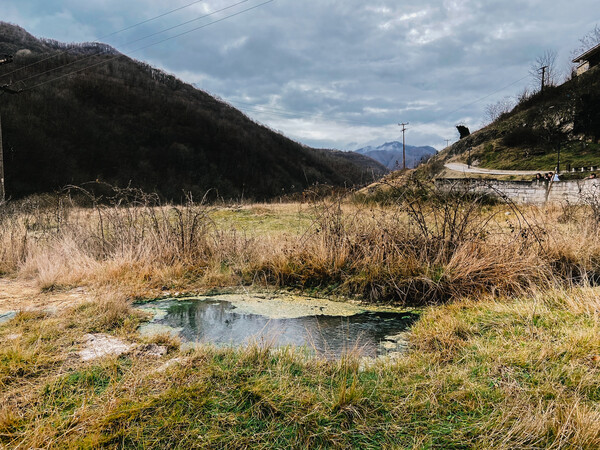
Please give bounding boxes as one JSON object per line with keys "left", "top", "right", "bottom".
{"left": 210, "top": 205, "right": 314, "bottom": 236}
{"left": 470, "top": 137, "right": 600, "bottom": 173}
{"left": 4, "top": 288, "right": 600, "bottom": 448}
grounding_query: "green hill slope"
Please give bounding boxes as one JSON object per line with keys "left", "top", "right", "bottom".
{"left": 0, "top": 22, "right": 386, "bottom": 201}
{"left": 433, "top": 65, "right": 600, "bottom": 174}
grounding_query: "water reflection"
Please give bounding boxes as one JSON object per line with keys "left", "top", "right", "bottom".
{"left": 0, "top": 311, "right": 16, "bottom": 325}
{"left": 140, "top": 299, "right": 419, "bottom": 358}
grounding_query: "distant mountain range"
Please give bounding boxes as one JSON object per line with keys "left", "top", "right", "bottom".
{"left": 355, "top": 142, "right": 437, "bottom": 170}
{"left": 0, "top": 22, "right": 386, "bottom": 201}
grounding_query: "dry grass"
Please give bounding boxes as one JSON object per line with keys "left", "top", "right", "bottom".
{"left": 2, "top": 184, "right": 600, "bottom": 304}
{"left": 3, "top": 184, "right": 600, "bottom": 446}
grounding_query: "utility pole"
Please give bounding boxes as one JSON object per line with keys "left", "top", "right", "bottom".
{"left": 398, "top": 122, "right": 409, "bottom": 170}
{"left": 0, "top": 54, "right": 15, "bottom": 203}
{"left": 539, "top": 65, "right": 548, "bottom": 94}
{"left": 0, "top": 114, "right": 4, "bottom": 203}
{"left": 444, "top": 139, "right": 451, "bottom": 148}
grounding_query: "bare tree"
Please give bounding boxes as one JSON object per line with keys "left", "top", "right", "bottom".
{"left": 571, "top": 24, "right": 600, "bottom": 76}
{"left": 484, "top": 96, "right": 514, "bottom": 124}
{"left": 515, "top": 86, "right": 531, "bottom": 105}
{"left": 529, "top": 49, "right": 558, "bottom": 91}
{"left": 575, "top": 24, "right": 600, "bottom": 55}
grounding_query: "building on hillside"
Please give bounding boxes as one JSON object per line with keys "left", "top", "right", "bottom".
{"left": 572, "top": 42, "right": 600, "bottom": 75}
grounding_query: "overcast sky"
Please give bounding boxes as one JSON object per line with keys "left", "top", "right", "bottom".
{"left": 2, "top": 0, "right": 598, "bottom": 150}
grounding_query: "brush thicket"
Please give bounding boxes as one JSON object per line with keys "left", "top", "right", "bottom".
{"left": 1, "top": 182, "right": 600, "bottom": 304}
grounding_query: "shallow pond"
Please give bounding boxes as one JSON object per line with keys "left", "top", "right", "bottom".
{"left": 138, "top": 295, "right": 419, "bottom": 358}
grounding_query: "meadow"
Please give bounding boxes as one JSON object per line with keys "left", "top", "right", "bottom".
{"left": 2, "top": 182, "right": 600, "bottom": 448}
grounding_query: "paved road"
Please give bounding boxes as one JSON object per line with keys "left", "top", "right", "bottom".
{"left": 444, "top": 163, "right": 540, "bottom": 176}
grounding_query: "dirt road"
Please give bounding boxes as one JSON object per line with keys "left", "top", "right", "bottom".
{"left": 444, "top": 163, "right": 540, "bottom": 176}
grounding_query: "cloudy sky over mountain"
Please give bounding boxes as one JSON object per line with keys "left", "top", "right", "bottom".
{"left": 2, "top": 0, "right": 598, "bottom": 150}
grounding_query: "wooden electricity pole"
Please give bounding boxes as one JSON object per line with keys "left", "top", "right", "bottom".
{"left": 0, "top": 114, "right": 4, "bottom": 203}
{"left": 399, "top": 122, "right": 409, "bottom": 169}
{"left": 539, "top": 65, "right": 548, "bottom": 94}
{"left": 0, "top": 55, "right": 17, "bottom": 203}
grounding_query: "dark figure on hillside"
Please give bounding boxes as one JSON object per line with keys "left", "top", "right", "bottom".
{"left": 589, "top": 173, "right": 597, "bottom": 179}
{"left": 456, "top": 124, "right": 470, "bottom": 139}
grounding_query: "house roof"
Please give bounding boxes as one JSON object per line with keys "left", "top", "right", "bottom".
{"left": 572, "top": 42, "right": 600, "bottom": 63}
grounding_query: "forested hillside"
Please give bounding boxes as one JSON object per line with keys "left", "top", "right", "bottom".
{"left": 0, "top": 22, "right": 386, "bottom": 200}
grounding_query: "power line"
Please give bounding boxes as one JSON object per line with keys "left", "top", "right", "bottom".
{"left": 437, "top": 74, "right": 530, "bottom": 121}
{"left": 0, "top": 0, "right": 532, "bottom": 144}
{"left": 0, "top": 0, "right": 209, "bottom": 81}
{"left": 231, "top": 100, "right": 392, "bottom": 127}
{"left": 101, "top": 0, "right": 208, "bottom": 40}
{"left": 22, "top": 0, "right": 276, "bottom": 91}
{"left": 116, "top": 0, "right": 275, "bottom": 56}
{"left": 231, "top": 73, "right": 531, "bottom": 132}
{"left": 232, "top": 102, "right": 398, "bottom": 127}
{"left": 115, "top": 0, "right": 251, "bottom": 49}
{"left": 9, "top": 0, "right": 254, "bottom": 88}
{"left": 227, "top": 71, "right": 534, "bottom": 137}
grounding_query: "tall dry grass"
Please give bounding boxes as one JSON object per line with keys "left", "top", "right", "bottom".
{"left": 2, "top": 182, "right": 600, "bottom": 304}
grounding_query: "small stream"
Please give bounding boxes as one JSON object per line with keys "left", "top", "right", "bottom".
{"left": 138, "top": 295, "right": 419, "bottom": 358}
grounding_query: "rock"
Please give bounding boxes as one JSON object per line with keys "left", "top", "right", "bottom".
{"left": 79, "top": 333, "right": 132, "bottom": 361}
{"left": 132, "top": 343, "right": 168, "bottom": 358}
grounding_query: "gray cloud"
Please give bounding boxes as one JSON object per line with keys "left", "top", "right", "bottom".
{"left": 1, "top": 0, "right": 598, "bottom": 150}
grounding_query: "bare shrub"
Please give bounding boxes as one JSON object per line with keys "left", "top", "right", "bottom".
{"left": 485, "top": 96, "right": 515, "bottom": 124}
{"left": 573, "top": 24, "right": 600, "bottom": 58}
{"left": 65, "top": 184, "right": 215, "bottom": 264}
{"left": 0, "top": 184, "right": 219, "bottom": 290}
{"left": 557, "top": 201, "right": 583, "bottom": 224}
{"left": 252, "top": 180, "right": 552, "bottom": 304}
{"left": 0, "top": 194, "right": 71, "bottom": 274}
{"left": 580, "top": 183, "right": 600, "bottom": 223}
{"left": 3, "top": 181, "right": 600, "bottom": 306}
{"left": 530, "top": 49, "right": 559, "bottom": 90}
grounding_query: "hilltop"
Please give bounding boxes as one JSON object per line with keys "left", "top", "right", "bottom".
{"left": 0, "top": 22, "right": 386, "bottom": 201}
{"left": 430, "top": 64, "right": 600, "bottom": 175}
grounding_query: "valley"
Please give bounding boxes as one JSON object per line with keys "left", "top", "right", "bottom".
{"left": 2, "top": 14, "right": 600, "bottom": 449}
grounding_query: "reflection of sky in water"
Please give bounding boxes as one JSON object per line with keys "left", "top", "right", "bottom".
{"left": 0, "top": 311, "right": 17, "bottom": 325}
{"left": 141, "top": 299, "right": 418, "bottom": 358}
